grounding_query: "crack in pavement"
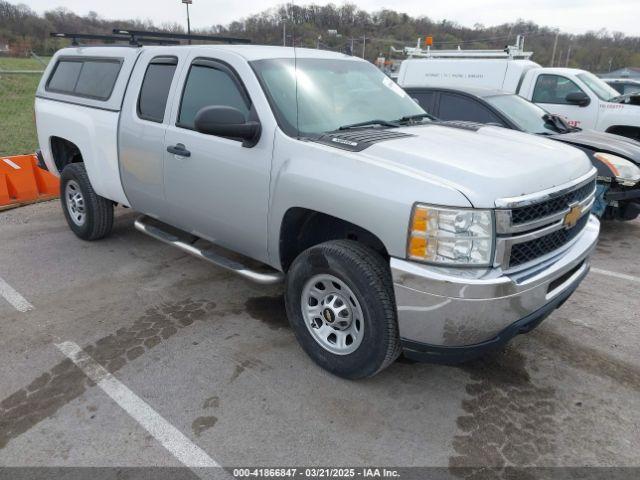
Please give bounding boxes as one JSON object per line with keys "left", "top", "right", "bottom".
{"left": 449, "top": 347, "right": 557, "bottom": 478}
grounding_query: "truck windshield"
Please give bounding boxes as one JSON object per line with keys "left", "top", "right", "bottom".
{"left": 485, "top": 94, "right": 560, "bottom": 135}
{"left": 576, "top": 72, "right": 620, "bottom": 101}
{"left": 251, "top": 58, "right": 426, "bottom": 137}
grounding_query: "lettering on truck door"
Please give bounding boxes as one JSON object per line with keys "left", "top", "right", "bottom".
{"left": 530, "top": 73, "right": 596, "bottom": 129}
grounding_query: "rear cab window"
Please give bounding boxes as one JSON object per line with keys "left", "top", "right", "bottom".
{"left": 46, "top": 57, "right": 122, "bottom": 101}
{"left": 137, "top": 56, "right": 178, "bottom": 123}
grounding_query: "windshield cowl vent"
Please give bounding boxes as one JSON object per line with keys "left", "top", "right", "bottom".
{"left": 436, "top": 120, "right": 485, "bottom": 132}
{"left": 314, "top": 130, "right": 414, "bottom": 152}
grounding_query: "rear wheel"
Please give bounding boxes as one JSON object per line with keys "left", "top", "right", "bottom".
{"left": 60, "top": 163, "right": 114, "bottom": 241}
{"left": 285, "top": 240, "right": 400, "bottom": 379}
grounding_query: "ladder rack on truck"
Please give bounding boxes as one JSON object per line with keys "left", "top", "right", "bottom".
{"left": 393, "top": 35, "right": 533, "bottom": 60}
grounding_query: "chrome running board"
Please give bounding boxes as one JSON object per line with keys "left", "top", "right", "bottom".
{"left": 134, "top": 215, "right": 284, "bottom": 285}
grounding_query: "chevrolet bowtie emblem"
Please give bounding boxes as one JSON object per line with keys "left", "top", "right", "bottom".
{"left": 563, "top": 204, "right": 582, "bottom": 229}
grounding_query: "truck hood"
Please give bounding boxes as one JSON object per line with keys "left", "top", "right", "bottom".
{"left": 549, "top": 129, "right": 640, "bottom": 165}
{"left": 359, "top": 123, "right": 593, "bottom": 208}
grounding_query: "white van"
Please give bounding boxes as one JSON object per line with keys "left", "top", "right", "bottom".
{"left": 397, "top": 40, "right": 640, "bottom": 141}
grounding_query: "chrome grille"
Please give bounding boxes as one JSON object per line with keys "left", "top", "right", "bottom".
{"left": 509, "top": 214, "right": 590, "bottom": 268}
{"left": 494, "top": 169, "right": 597, "bottom": 271}
{"left": 511, "top": 180, "right": 595, "bottom": 225}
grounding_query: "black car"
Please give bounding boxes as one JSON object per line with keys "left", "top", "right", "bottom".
{"left": 405, "top": 86, "right": 640, "bottom": 221}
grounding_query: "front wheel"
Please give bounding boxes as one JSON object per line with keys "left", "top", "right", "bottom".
{"left": 60, "top": 163, "right": 114, "bottom": 241}
{"left": 285, "top": 240, "right": 401, "bottom": 379}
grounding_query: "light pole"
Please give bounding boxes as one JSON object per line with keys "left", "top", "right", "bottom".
{"left": 182, "top": 0, "right": 192, "bottom": 44}
{"left": 282, "top": 17, "right": 286, "bottom": 46}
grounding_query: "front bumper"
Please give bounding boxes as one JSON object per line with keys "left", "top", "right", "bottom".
{"left": 391, "top": 215, "right": 600, "bottom": 362}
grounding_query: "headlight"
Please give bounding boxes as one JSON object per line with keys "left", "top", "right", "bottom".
{"left": 594, "top": 152, "right": 640, "bottom": 186}
{"left": 407, "top": 204, "right": 494, "bottom": 266}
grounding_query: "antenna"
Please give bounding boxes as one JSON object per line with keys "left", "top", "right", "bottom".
{"left": 112, "top": 29, "right": 251, "bottom": 45}
{"left": 290, "top": 5, "right": 300, "bottom": 140}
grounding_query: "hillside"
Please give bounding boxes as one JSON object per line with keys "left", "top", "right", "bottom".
{"left": 1, "top": 1, "right": 640, "bottom": 73}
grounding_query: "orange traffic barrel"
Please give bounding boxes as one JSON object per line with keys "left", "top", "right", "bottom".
{"left": 0, "top": 154, "right": 59, "bottom": 210}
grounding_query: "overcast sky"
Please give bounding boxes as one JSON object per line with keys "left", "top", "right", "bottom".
{"left": 22, "top": 0, "right": 640, "bottom": 36}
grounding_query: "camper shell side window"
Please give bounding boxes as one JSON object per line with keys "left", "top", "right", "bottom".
{"left": 46, "top": 57, "right": 123, "bottom": 101}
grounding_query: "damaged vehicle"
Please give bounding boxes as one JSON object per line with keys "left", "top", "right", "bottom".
{"left": 35, "top": 39, "right": 599, "bottom": 378}
{"left": 405, "top": 86, "right": 640, "bottom": 221}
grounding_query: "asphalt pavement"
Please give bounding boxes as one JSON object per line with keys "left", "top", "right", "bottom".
{"left": 0, "top": 201, "right": 639, "bottom": 476}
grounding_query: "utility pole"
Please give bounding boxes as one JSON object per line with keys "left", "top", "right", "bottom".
{"left": 362, "top": 35, "right": 366, "bottom": 59}
{"left": 282, "top": 18, "right": 286, "bottom": 46}
{"left": 182, "top": 0, "right": 192, "bottom": 44}
{"left": 550, "top": 30, "right": 559, "bottom": 67}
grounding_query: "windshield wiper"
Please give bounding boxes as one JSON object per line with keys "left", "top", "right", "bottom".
{"left": 394, "top": 113, "right": 437, "bottom": 124}
{"left": 337, "top": 119, "right": 399, "bottom": 130}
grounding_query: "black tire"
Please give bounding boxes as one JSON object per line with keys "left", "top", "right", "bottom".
{"left": 60, "top": 163, "right": 114, "bottom": 241}
{"left": 285, "top": 240, "right": 401, "bottom": 379}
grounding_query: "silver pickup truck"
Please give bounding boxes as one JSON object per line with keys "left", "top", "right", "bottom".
{"left": 35, "top": 44, "right": 599, "bottom": 378}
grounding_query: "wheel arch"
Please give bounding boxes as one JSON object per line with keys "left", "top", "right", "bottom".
{"left": 279, "top": 207, "right": 390, "bottom": 272}
{"left": 50, "top": 136, "right": 84, "bottom": 172}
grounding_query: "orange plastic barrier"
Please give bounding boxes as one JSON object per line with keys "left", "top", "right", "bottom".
{"left": 0, "top": 154, "right": 59, "bottom": 209}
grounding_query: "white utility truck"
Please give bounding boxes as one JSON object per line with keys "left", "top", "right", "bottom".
{"left": 396, "top": 37, "right": 640, "bottom": 140}
{"left": 35, "top": 32, "right": 599, "bottom": 378}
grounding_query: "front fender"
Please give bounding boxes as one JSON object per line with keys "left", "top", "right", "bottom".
{"left": 267, "top": 132, "right": 471, "bottom": 268}
{"left": 597, "top": 105, "right": 640, "bottom": 132}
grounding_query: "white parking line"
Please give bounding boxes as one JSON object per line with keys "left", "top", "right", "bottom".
{"left": 0, "top": 275, "right": 34, "bottom": 312}
{"left": 591, "top": 268, "right": 640, "bottom": 283}
{"left": 56, "top": 341, "right": 221, "bottom": 473}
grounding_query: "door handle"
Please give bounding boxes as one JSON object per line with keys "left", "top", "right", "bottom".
{"left": 167, "top": 143, "right": 191, "bottom": 158}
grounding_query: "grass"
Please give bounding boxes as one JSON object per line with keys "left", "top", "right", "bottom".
{"left": 0, "top": 57, "right": 49, "bottom": 156}
{"left": 0, "top": 56, "right": 50, "bottom": 70}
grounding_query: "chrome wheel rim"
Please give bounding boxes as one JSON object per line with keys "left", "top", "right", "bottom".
{"left": 301, "top": 274, "right": 365, "bottom": 355}
{"left": 65, "top": 180, "right": 86, "bottom": 227}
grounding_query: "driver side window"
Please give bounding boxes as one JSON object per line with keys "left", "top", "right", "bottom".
{"left": 177, "top": 62, "right": 250, "bottom": 130}
{"left": 532, "top": 74, "right": 584, "bottom": 105}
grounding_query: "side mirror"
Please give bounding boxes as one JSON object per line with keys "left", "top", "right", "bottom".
{"left": 194, "top": 106, "right": 261, "bottom": 147}
{"left": 565, "top": 92, "right": 590, "bottom": 107}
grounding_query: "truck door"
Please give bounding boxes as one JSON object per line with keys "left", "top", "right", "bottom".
{"left": 119, "top": 49, "right": 183, "bottom": 217}
{"left": 530, "top": 73, "right": 596, "bottom": 129}
{"left": 162, "top": 54, "right": 272, "bottom": 262}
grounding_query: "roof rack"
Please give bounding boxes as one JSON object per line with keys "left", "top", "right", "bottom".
{"left": 112, "top": 29, "right": 251, "bottom": 45}
{"left": 50, "top": 32, "right": 180, "bottom": 46}
{"left": 393, "top": 35, "right": 533, "bottom": 60}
